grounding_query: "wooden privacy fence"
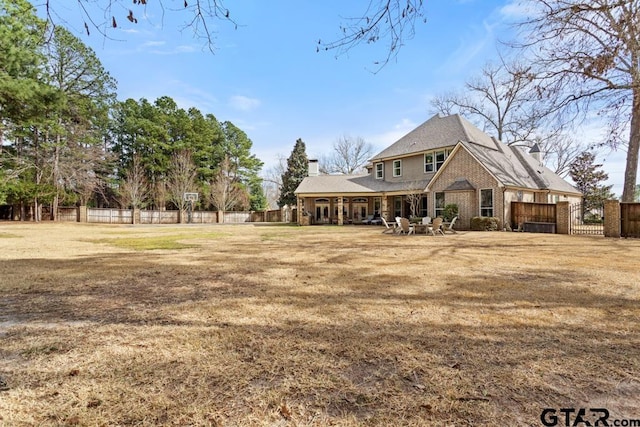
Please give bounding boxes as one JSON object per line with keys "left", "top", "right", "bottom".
{"left": 46, "top": 207, "right": 296, "bottom": 225}
{"left": 57, "top": 207, "right": 79, "bottom": 222}
{"left": 621, "top": 203, "right": 640, "bottom": 238}
{"left": 221, "top": 211, "right": 252, "bottom": 223}
{"left": 511, "top": 202, "right": 557, "bottom": 232}
{"left": 88, "top": 208, "right": 133, "bottom": 224}
{"left": 140, "top": 210, "right": 181, "bottom": 224}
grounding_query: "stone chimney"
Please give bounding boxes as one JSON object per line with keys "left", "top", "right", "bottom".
{"left": 308, "top": 159, "right": 319, "bottom": 176}
{"left": 529, "top": 143, "right": 542, "bottom": 163}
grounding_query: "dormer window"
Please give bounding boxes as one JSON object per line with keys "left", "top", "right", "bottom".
{"left": 375, "top": 163, "right": 384, "bottom": 179}
{"left": 393, "top": 160, "right": 402, "bottom": 177}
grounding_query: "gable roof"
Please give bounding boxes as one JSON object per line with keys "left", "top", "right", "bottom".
{"left": 426, "top": 141, "right": 580, "bottom": 195}
{"left": 370, "top": 114, "right": 498, "bottom": 161}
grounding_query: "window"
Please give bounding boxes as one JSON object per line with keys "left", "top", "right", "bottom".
{"left": 374, "top": 197, "right": 381, "bottom": 215}
{"left": 420, "top": 197, "right": 428, "bottom": 217}
{"left": 435, "top": 150, "right": 447, "bottom": 170}
{"left": 375, "top": 163, "right": 384, "bottom": 179}
{"left": 424, "top": 153, "right": 434, "bottom": 172}
{"left": 435, "top": 192, "right": 445, "bottom": 218}
{"left": 394, "top": 196, "right": 403, "bottom": 217}
{"left": 480, "top": 189, "right": 494, "bottom": 217}
{"left": 424, "top": 149, "right": 450, "bottom": 173}
{"left": 393, "top": 159, "right": 402, "bottom": 177}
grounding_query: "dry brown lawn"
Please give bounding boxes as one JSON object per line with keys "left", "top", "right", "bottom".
{"left": 0, "top": 222, "right": 639, "bottom": 426}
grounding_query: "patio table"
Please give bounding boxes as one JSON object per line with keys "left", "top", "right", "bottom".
{"left": 413, "top": 224, "right": 428, "bottom": 234}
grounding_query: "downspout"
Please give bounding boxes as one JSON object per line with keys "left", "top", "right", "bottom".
{"left": 503, "top": 187, "right": 507, "bottom": 231}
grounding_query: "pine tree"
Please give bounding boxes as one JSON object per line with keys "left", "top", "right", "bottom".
{"left": 278, "top": 138, "right": 308, "bottom": 207}
{"left": 569, "top": 151, "right": 615, "bottom": 212}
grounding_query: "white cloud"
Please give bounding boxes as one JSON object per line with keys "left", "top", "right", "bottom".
{"left": 148, "top": 45, "right": 197, "bottom": 55}
{"left": 436, "top": 19, "right": 498, "bottom": 74}
{"left": 229, "top": 95, "right": 261, "bottom": 112}
{"left": 499, "top": 0, "right": 533, "bottom": 20}
{"left": 366, "top": 118, "right": 418, "bottom": 152}
{"left": 141, "top": 40, "right": 166, "bottom": 47}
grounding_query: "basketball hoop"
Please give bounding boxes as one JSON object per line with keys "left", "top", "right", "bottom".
{"left": 183, "top": 193, "right": 199, "bottom": 224}
{"left": 183, "top": 192, "right": 199, "bottom": 202}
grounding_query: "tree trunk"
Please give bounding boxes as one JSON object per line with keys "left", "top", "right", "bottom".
{"left": 52, "top": 130, "right": 61, "bottom": 221}
{"left": 623, "top": 88, "right": 640, "bottom": 202}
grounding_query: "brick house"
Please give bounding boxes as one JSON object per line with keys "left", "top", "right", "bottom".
{"left": 294, "top": 114, "right": 582, "bottom": 229}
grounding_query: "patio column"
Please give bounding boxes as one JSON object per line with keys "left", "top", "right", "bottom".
{"left": 338, "top": 197, "right": 344, "bottom": 225}
{"left": 297, "top": 197, "right": 304, "bottom": 225}
{"left": 381, "top": 195, "right": 389, "bottom": 221}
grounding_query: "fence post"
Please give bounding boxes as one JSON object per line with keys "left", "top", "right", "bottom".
{"left": 556, "top": 201, "right": 570, "bottom": 234}
{"left": 78, "top": 206, "right": 87, "bottom": 223}
{"left": 603, "top": 200, "right": 621, "bottom": 238}
{"left": 132, "top": 208, "right": 140, "bottom": 224}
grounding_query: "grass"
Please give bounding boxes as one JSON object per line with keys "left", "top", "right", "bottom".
{"left": 89, "top": 231, "right": 227, "bottom": 250}
{"left": 0, "top": 223, "right": 639, "bottom": 426}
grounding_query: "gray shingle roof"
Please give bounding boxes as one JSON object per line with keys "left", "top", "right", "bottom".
{"left": 461, "top": 141, "right": 580, "bottom": 194}
{"left": 295, "top": 174, "right": 430, "bottom": 194}
{"left": 371, "top": 114, "right": 497, "bottom": 161}
{"left": 444, "top": 178, "right": 475, "bottom": 191}
{"left": 295, "top": 114, "right": 580, "bottom": 196}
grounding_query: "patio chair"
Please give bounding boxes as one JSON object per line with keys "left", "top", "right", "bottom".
{"left": 428, "top": 217, "right": 445, "bottom": 236}
{"left": 443, "top": 216, "right": 458, "bottom": 234}
{"left": 381, "top": 217, "right": 395, "bottom": 234}
{"left": 422, "top": 216, "right": 432, "bottom": 225}
{"left": 362, "top": 214, "right": 375, "bottom": 225}
{"left": 395, "top": 217, "right": 403, "bottom": 234}
{"left": 399, "top": 217, "right": 415, "bottom": 235}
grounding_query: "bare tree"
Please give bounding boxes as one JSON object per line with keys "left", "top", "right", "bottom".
{"left": 320, "top": 135, "right": 373, "bottom": 175}
{"left": 514, "top": 0, "right": 640, "bottom": 202}
{"left": 319, "top": 0, "right": 426, "bottom": 70}
{"left": 166, "top": 149, "right": 197, "bottom": 212}
{"left": 430, "top": 60, "right": 546, "bottom": 145}
{"left": 405, "top": 187, "right": 423, "bottom": 219}
{"left": 430, "top": 58, "right": 587, "bottom": 175}
{"left": 209, "top": 155, "right": 249, "bottom": 213}
{"left": 118, "top": 154, "right": 148, "bottom": 209}
{"left": 42, "top": 1, "right": 425, "bottom": 65}
{"left": 536, "top": 133, "right": 585, "bottom": 178}
{"left": 261, "top": 154, "right": 286, "bottom": 209}
{"left": 152, "top": 180, "right": 168, "bottom": 211}
{"left": 57, "top": 141, "right": 109, "bottom": 207}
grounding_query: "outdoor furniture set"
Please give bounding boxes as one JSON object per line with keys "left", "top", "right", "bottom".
{"left": 381, "top": 216, "right": 457, "bottom": 236}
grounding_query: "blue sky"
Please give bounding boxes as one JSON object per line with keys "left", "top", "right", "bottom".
{"left": 42, "top": 0, "right": 627, "bottom": 195}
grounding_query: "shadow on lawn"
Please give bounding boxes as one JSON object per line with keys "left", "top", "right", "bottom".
{"left": 1, "top": 249, "right": 639, "bottom": 426}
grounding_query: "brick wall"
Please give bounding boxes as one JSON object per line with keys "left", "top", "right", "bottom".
{"left": 556, "top": 201, "right": 570, "bottom": 234}
{"left": 429, "top": 147, "right": 502, "bottom": 229}
{"left": 604, "top": 200, "right": 621, "bottom": 238}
